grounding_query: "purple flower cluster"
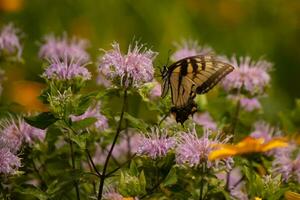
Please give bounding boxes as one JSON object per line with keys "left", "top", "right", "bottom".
{"left": 175, "top": 128, "right": 232, "bottom": 168}
{"left": 98, "top": 42, "right": 158, "bottom": 88}
{"left": 103, "top": 187, "right": 123, "bottom": 200}
{"left": 273, "top": 144, "right": 300, "bottom": 183}
{"left": 193, "top": 112, "right": 217, "bottom": 131}
{"left": 239, "top": 97, "right": 261, "bottom": 112}
{"left": 250, "top": 121, "right": 276, "bottom": 143}
{"left": 148, "top": 81, "right": 162, "bottom": 100}
{"left": 43, "top": 56, "right": 91, "bottom": 81}
{"left": 171, "top": 39, "right": 213, "bottom": 61}
{"left": 70, "top": 102, "right": 108, "bottom": 131}
{"left": 222, "top": 56, "right": 272, "bottom": 95}
{"left": 0, "top": 148, "right": 21, "bottom": 174}
{"left": 0, "top": 117, "right": 46, "bottom": 174}
{"left": 175, "top": 129, "right": 212, "bottom": 167}
{"left": 137, "top": 128, "right": 175, "bottom": 159}
{"left": 0, "top": 23, "right": 22, "bottom": 59}
{"left": 39, "top": 34, "right": 90, "bottom": 62}
{"left": 221, "top": 56, "right": 272, "bottom": 112}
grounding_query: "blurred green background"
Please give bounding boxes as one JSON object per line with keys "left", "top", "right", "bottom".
{"left": 0, "top": 0, "right": 299, "bottom": 115}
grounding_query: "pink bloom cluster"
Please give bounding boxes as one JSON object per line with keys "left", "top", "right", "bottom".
{"left": 171, "top": 39, "right": 213, "bottom": 61}
{"left": 0, "top": 148, "right": 21, "bottom": 174}
{"left": 98, "top": 42, "right": 158, "bottom": 88}
{"left": 149, "top": 81, "right": 162, "bottom": 100}
{"left": 193, "top": 112, "right": 217, "bottom": 130}
{"left": 221, "top": 56, "right": 272, "bottom": 112}
{"left": 43, "top": 56, "right": 91, "bottom": 81}
{"left": 273, "top": 144, "right": 300, "bottom": 183}
{"left": 103, "top": 187, "right": 123, "bottom": 200}
{"left": 39, "top": 34, "right": 90, "bottom": 62}
{"left": 222, "top": 56, "right": 272, "bottom": 95}
{"left": 0, "top": 117, "right": 46, "bottom": 174}
{"left": 239, "top": 97, "right": 261, "bottom": 112}
{"left": 250, "top": 121, "right": 276, "bottom": 142}
{"left": 0, "top": 23, "right": 22, "bottom": 59}
{"left": 70, "top": 102, "right": 108, "bottom": 131}
{"left": 137, "top": 128, "right": 176, "bottom": 159}
{"left": 175, "top": 128, "right": 233, "bottom": 168}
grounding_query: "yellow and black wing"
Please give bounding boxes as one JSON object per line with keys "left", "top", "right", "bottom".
{"left": 162, "top": 55, "right": 234, "bottom": 108}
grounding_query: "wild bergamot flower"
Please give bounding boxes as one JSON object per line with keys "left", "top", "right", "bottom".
{"left": 98, "top": 41, "right": 158, "bottom": 88}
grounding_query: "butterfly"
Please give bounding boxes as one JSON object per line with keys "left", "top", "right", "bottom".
{"left": 161, "top": 54, "right": 234, "bottom": 124}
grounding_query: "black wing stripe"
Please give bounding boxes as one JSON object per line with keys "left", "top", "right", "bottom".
{"left": 196, "top": 65, "right": 233, "bottom": 94}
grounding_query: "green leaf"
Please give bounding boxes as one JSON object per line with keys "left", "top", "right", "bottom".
{"left": 139, "top": 170, "right": 146, "bottom": 194}
{"left": 162, "top": 167, "right": 177, "bottom": 187}
{"left": 130, "top": 160, "right": 139, "bottom": 176}
{"left": 75, "top": 93, "right": 97, "bottom": 115}
{"left": 70, "top": 134, "right": 87, "bottom": 149}
{"left": 124, "top": 112, "right": 148, "bottom": 131}
{"left": 46, "top": 170, "right": 82, "bottom": 198}
{"left": 25, "top": 112, "right": 58, "bottom": 129}
{"left": 15, "top": 187, "right": 48, "bottom": 200}
{"left": 71, "top": 117, "right": 97, "bottom": 130}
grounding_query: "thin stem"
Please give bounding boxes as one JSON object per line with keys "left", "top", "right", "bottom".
{"left": 225, "top": 169, "right": 232, "bottom": 191}
{"left": 68, "top": 132, "right": 80, "bottom": 200}
{"left": 97, "top": 89, "right": 128, "bottom": 200}
{"left": 231, "top": 99, "right": 241, "bottom": 139}
{"left": 140, "top": 169, "right": 169, "bottom": 199}
{"left": 125, "top": 119, "right": 131, "bottom": 160}
{"left": 32, "top": 160, "right": 47, "bottom": 190}
{"left": 106, "top": 154, "right": 136, "bottom": 178}
{"left": 158, "top": 112, "right": 169, "bottom": 126}
{"left": 86, "top": 148, "right": 102, "bottom": 177}
{"left": 199, "top": 163, "right": 206, "bottom": 200}
{"left": 232, "top": 175, "right": 245, "bottom": 189}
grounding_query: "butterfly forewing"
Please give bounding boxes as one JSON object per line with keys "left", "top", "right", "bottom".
{"left": 162, "top": 55, "right": 234, "bottom": 109}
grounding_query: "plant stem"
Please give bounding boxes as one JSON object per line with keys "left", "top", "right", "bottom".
{"left": 32, "top": 160, "right": 47, "bottom": 190}
{"left": 97, "top": 89, "right": 128, "bottom": 200}
{"left": 68, "top": 132, "right": 80, "bottom": 200}
{"left": 106, "top": 154, "right": 136, "bottom": 178}
{"left": 199, "top": 164, "right": 206, "bottom": 200}
{"left": 231, "top": 99, "right": 241, "bottom": 140}
{"left": 140, "top": 165, "right": 171, "bottom": 200}
{"left": 86, "top": 148, "right": 102, "bottom": 177}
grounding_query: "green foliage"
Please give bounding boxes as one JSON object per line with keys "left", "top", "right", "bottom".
{"left": 25, "top": 112, "right": 58, "bottom": 129}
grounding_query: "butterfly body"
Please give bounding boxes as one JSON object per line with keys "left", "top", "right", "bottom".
{"left": 161, "top": 55, "right": 234, "bottom": 124}
{"left": 170, "top": 98, "right": 197, "bottom": 125}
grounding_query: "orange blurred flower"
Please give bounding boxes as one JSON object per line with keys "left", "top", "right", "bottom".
{"left": 0, "top": 0, "right": 23, "bottom": 12}
{"left": 284, "top": 191, "right": 300, "bottom": 200}
{"left": 208, "top": 136, "right": 288, "bottom": 160}
{"left": 9, "top": 81, "right": 47, "bottom": 112}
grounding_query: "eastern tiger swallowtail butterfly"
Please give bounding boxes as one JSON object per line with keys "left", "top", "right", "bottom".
{"left": 161, "top": 54, "right": 234, "bottom": 124}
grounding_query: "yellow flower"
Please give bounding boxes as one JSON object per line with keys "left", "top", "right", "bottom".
{"left": 254, "top": 197, "right": 262, "bottom": 200}
{"left": 284, "top": 191, "right": 300, "bottom": 200}
{"left": 123, "top": 198, "right": 134, "bottom": 200}
{"left": 209, "top": 136, "right": 288, "bottom": 160}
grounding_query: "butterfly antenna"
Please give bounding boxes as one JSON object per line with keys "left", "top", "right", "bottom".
{"left": 166, "top": 49, "right": 172, "bottom": 67}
